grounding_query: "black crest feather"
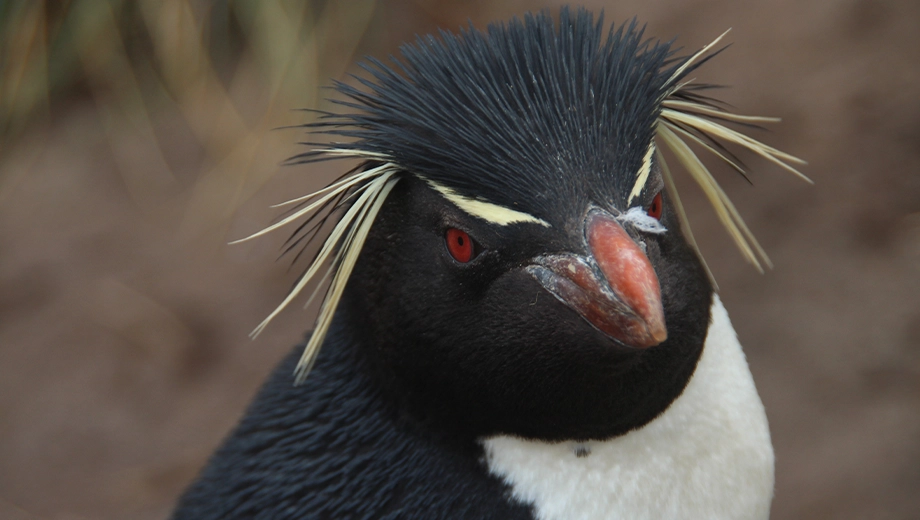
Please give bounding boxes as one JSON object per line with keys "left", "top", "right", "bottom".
{"left": 302, "top": 9, "right": 688, "bottom": 220}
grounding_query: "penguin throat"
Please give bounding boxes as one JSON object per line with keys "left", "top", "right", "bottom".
{"left": 480, "top": 296, "right": 775, "bottom": 520}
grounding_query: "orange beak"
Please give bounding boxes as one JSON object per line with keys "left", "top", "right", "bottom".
{"left": 527, "top": 209, "right": 667, "bottom": 348}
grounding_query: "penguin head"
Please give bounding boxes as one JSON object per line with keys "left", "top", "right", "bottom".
{"left": 237, "top": 8, "right": 806, "bottom": 441}
{"left": 334, "top": 10, "right": 714, "bottom": 440}
{"left": 347, "top": 171, "right": 711, "bottom": 440}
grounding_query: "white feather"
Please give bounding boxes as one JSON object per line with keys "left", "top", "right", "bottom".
{"left": 616, "top": 207, "right": 667, "bottom": 234}
{"left": 482, "top": 296, "right": 775, "bottom": 520}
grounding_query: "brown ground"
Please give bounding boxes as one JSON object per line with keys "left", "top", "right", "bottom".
{"left": 1, "top": 1, "right": 918, "bottom": 519}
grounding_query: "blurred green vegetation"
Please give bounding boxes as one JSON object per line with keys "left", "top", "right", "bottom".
{"left": 0, "top": 0, "right": 377, "bottom": 227}
{"left": 0, "top": 0, "right": 380, "bottom": 141}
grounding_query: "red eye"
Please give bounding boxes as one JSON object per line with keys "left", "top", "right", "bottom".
{"left": 647, "top": 192, "right": 663, "bottom": 220}
{"left": 446, "top": 228, "right": 473, "bottom": 263}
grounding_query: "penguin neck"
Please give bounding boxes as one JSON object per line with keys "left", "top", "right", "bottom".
{"left": 481, "top": 295, "right": 775, "bottom": 520}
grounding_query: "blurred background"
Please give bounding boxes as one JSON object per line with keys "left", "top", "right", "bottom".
{"left": 0, "top": 0, "right": 917, "bottom": 518}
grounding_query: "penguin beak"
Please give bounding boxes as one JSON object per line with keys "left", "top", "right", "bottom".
{"left": 526, "top": 209, "right": 667, "bottom": 349}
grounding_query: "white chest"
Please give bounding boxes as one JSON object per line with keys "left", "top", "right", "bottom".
{"left": 481, "top": 296, "right": 774, "bottom": 520}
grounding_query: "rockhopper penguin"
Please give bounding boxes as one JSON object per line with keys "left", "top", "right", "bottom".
{"left": 173, "top": 8, "right": 809, "bottom": 519}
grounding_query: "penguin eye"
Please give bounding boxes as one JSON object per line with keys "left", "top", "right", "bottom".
{"left": 445, "top": 228, "right": 475, "bottom": 263}
{"left": 646, "top": 192, "right": 663, "bottom": 220}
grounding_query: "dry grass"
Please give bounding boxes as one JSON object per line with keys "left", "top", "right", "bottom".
{"left": 1, "top": 0, "right": 377, "bottom": 232}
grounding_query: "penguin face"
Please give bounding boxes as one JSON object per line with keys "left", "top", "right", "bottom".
{"left": 245, "top": 9, "right": 803, "bottom": 441}
{"left": 346, "top": 171, "right": 712, "bottom": 441}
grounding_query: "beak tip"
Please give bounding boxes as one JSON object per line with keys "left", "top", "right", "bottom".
{"left": 648, "top": 309, "right": 668, "bottom": 345}
{"left": 632, "top": 320, "right": 667, "bottom": 349}
{"left": 652, "top": 327, "right": 668, "bottom": 345}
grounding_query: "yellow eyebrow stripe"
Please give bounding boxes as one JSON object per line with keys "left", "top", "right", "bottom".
{"left": 627, "top": 142, "right": 656, "bottom": 206}
{"left": 426, "top": 180, "right": 551, "bottom": 227}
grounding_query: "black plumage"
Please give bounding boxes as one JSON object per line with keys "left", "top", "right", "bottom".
{"left": 173, "top": 325, "right": 533, "bottom": 519}
{"left": 302, "top": 11, "right": 685, "bottom": 228}
{"left": 174, "top": 7, "right": 805, "bottom": 519}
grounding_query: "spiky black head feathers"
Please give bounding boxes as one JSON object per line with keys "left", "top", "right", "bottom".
{"left": 235, "top": 7, "right": 807, "bottom": 380}
{"left": 310, "top": 10, "right": 681, "bottom": 222}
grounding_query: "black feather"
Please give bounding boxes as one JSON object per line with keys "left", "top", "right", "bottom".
{"left": 294, "top": 9, "right": 703, "bottom": 224}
